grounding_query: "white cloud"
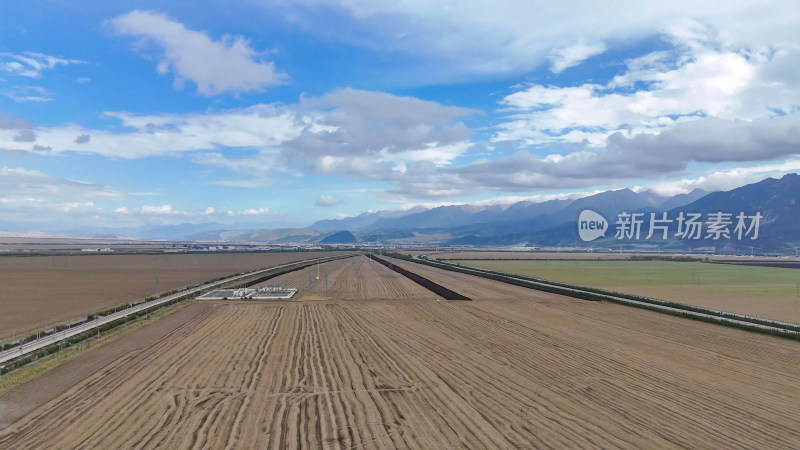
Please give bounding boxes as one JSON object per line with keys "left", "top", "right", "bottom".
{"left": 284, "top": 88, "right": 477, "bottom": 178}
{"left": 0, "top": 52, "right": 84, "bottom": 78}
{"left": 210, "top": 179, "right": 273, "bottom": 188}
{"left": 0, "top": 168, "right": 279, "bottom": 229}
{"left": 128, "top": 206, "right": 271, "bottom": 217}
{"left": 236, "top": 207, "right": 270, "bottom": 215}
{"left": 0, "top": 167, "right": 124, "bottom": 202}
{"left": 495, "top": 36, "right": 799, "bottom": 147}
{"left": 0, "top": 89, "right": 477, "bottom": 189}
{"left": 0, "top": 105, "right": 302, "bottom": 159}
{"left": 315, "top": 194, "right": 343, "bottom": 207}
{"left": 114, "top": 204, "right": 268, "bottom": 218}
{"left": 0, "top": 167, "right": 126, "bottom": 227}
{"left": 377, "top": 142, "right": 472, "bottom": 169}
{"left": 111, "top": 10, "right": 288, "bottom": 96}
{"left": 62, "top": 201, "right": 96, "bottom": 213}
{"left": 642, "top": 160, "right": 800, "bottom": 196}
{"left": 191, "top": 149, "right": 289, "bottom": 187}
{"left": 380, "top": 111, "right": 800, "bottom": 198}
{"left": 2, "top": 85, "right": 53, "bottom": 102}
{"left": 283, "top": 0, "right": 800, "bottom": 78}
{"left": 548, "top": 41, "right": 606, "bottom": 73}
{"left": 140, "top": 204, "right": 176, "bottom": 215}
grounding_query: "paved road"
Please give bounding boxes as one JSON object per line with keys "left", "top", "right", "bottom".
{"left": 0, "top": 255, "right": 342, "bottom": 366}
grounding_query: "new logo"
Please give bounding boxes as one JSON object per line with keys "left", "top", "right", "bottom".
{"left": 578, "top": 210, "right": 608, "bottom": 242}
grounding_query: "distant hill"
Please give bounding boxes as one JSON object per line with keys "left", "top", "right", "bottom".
{"left": 319, "top": 230, "right": 358, "bottom": 244}
{"left": 657, "top": 188, "right": 708, "bottom": 210}
{"left": 133, "top": 222, "right": 230, "bottom": 240}
{"left": 552, "top": 188, "right": 653, "bottom": 222}
{"left": 314, "top": 188, "right": 660, "bottom": 236}
{"left": 358, "top": 230, "right": 416, "bottom": 243}
{"left": 473, "top": 199, "right": 571, "bottom": 224}
{"left": 665, "top": 174, "right": 800, "bottom": 251}
{"left": 188, "top": 228, "right": 323, "bottom": 242}
{"left": 367, "top": 204, "right": 488, "bottom": 230}
{"left": 446, "top": 174, "right": 799, "bottom": 252}
{"left": 637, "top": 189, "right": 670, "bottom": 206}
{"left": 309, "top": 206, "right": 426, "bottom": 230}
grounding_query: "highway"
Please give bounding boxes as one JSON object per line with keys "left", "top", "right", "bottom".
{"left": 0, "top": 255, "right": 343, "bottom": 366}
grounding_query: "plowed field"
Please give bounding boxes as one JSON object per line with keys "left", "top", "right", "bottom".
{"left": 0, "top": 252, "right": 340, "bottom": 339}
{"left": 2, "top": 259, "right": 799, "bottom": 448}
{"left": 252, "top": 256, "right": 436, "bottom": 300}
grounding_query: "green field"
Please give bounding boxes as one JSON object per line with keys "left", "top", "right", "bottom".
{"left": 450, "top": 259, "right": 800, "bottom": 323}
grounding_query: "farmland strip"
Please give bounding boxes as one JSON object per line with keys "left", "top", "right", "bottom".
{"left": 365, "top": 254, "right": 470, "bottom": 301}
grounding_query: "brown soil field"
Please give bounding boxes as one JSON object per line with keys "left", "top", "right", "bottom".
{"left": 2, "top": 261, "right": 799, "bottom": 448}
{"left": 0, "top": 302, "right": 215, "bottom": 429}
{"left": 385, "top": 256, "right": 557, "bottom": 301}
{"left": 2, "top": 299, "right": 799, "bottom": 448}
{"left": 0, "top": 251, "right": 340, "bottom": 339}
{"left": 251, "top": 256, "right": 435, "bottom": 300}
{"left": 248, "top": 257, "right": 353, "bottom": 297}
{"left": 325, "top": 256, "right": 437, "bottom": 300}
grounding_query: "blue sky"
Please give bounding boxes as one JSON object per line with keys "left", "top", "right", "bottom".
{"left": 2, "top": 1, "right": 800, "bottom": 231}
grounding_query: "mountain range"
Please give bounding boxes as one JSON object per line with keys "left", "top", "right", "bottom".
{"left": 4, "top": 174, "right": 799, "bottom": 252}
{"left": 442, "top": 175, "right": 799, "bottom": 252}
{"left": 298, "top": 174, "right": 798, "bottom": 252}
